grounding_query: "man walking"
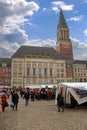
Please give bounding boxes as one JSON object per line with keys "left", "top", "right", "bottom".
{"left": 57, "top": 93, "right": 64, "bottom": 112}
{"left": 23, "top": 89, "right": 30, "bottom": 106}
{"left": 12, "top": 90, "right": 19, "bottom": 111}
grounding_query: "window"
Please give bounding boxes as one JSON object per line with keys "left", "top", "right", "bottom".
{"left": 57, "top": 69, "right": 60, "bottom": 72}
{"left": 44, "top": 62, "right": 48, "bottom": 67}
{"left": 33, "top": 79, "right": 36, "bottom": 84}
{"left": 50, "top": 63, "right": 53, "bottom": 67}
{"left": 33, "top": 68, "right": 36, "bottom": 76}
{"left": 61, "top": 79, "right": 64, "bottom": 82}
{"left": 26, "top": 62, "right": 31, "bottom": 67}
{"left": 18, "top": 79, "right": 22, "bottom": 84}
{"left": 61, "top": 69, "right": 64, "bottom": 72}
{"left": 56, "top": 63, "right": 59, "bottom": 67}
{"left": 50, "top": 68, "right": 53, "bottom": 76}
{"left": 44, "top": 79, "right": 48, "bottom": 84}
{"left": 67, "top": 64, "right": 71, "bottom": 68}
{"left": 44, "top": 68, "right": 47, "bottom": 76}
{"left": 57, "top": 73, "right": 60, "bottom": 77}
{"left": 13, "top": 72, "right": 17, "bottom": 76}
{"left": 38, "top": 79, "right": 42, "bottom": 84}
{"left": 27, "top": 68, "right": 30, "bottom": 76}
{"left": 50, "top": 79, "right": 53, "bottom": 84}
{"left": 38, "top": 68, "right": 42, "bottom": 76}
{"left": 13, "top": 79, "right": 17, "bottom": 84}
{"left": 2, "top": 63, "right": 7, "bottom": 67}
{"left": 32, "top": 62, "right": 36, "bottom": 67}
{"left": 61, "top": 73, "right": 64, "bottom": 77}
{"left": 38, "top": 62, "right": 42, "bottom": 67}
{"left": 26, "top": 79, "right": 30, "bottom": 84}
{"left": 57, "top": 80, "right": 60, "bottom": 83}
{"left": 61, "top": 63, "right": 64, "bottom": 67}
{"left": 19, "top": 72, "right": 22, "bottom": 76}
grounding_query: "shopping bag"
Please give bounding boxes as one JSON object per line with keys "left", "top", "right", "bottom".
{"left": 0, "top": 105, "right": 2, "bottom": 114}
{"left": 4, "top": 101, "right": 9, "bottom": 107}
{"left": 10, "top": 103, "right": 14, "bottom": 108}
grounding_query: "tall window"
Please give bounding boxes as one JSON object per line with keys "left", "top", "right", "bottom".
{"left": 38, "top": 62, "right": 42, "bottom": 67}
{"left": 44, "top": 68, "right": 47, "bottom": 76}
{"left": 33, "top": 68, "right": 36, "bottom": 76}
{"left": 44, "top": 79, "right": 48, "bottom": 84}
{"left": 50, "top": 63, "right": 53, "bottom": 67}
{"left": 27, "top": 68, "right": 30, "bottom": 76}
{"left": 50, "top": 79, "right": 53, "bottom": 84}
{"left": 33, "top": 79, "right": 36, "bottom": 84}
{"left": 44, "top": 62, "right": 48, "bottom": 67}
{"left": 32, "top": 62, "right": 36, "bottom": 67}
{"left": 50, "top": 68, "right": 53, "bottom": 76}
{"left": 38, "top": 68, "right": 42, "bottom": 76}
{"left": 38, "top": 79, "right": 42, "bottom": 84}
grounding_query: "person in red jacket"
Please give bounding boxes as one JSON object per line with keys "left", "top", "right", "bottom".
{"left": 2, "top": 93, "right": 7, "bottom": 112}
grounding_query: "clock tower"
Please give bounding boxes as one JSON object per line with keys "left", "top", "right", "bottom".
{"left": 56, "top": 9, "right": 73, "bottom": 60}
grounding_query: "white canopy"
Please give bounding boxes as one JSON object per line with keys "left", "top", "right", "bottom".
{"left": 0, "top": 86, "right": 12, "bottom": 89}
{"left": 41, "top": 84, "right": 57, "bottom": 89}
{"left": 59, "top": 82, "right": 87, "bottom": 90}
{"left": 25, "top": 85, "right": 57, "bottom": 89}
{"left": 25, "top": 86, "right": 42, "bottom": 89}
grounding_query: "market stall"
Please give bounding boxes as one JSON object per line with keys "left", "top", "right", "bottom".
{"left": 55, "top": 82, "right": 87, "bottom": 106}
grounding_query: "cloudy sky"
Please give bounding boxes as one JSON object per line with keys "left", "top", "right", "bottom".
{"left": 0, "top": 0, "right": 87, "bottom": 60}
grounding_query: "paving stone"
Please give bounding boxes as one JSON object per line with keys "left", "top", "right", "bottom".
{"left": 0, "top": 97, "right": 87, "bottom": 130}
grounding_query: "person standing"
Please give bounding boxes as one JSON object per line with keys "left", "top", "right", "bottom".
{"left": 23, "top": 89, "right": 30, "bottom": 106}
{"left": 2, "top": 93, "right": 7, "bottom": 112}
{"left": 12, "top": 90, "right": 19, "bottom": 111}
{"left": 31, "top": 90, "right": 35, "bottom": 101}
{"left": 57, "top": 93, "right": 64, "bottom": 112}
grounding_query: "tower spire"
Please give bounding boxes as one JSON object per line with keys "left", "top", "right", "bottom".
{"left": 58, "top": 8, "right": 67, "bottom": 28}
{"left": 56, "top": 9, "right": 73, "bottom": 60}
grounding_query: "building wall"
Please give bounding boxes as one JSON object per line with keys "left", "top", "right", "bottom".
{"left": 0, "top": 62, "right": 11, "bottom": 86}
{"left": 73, "top": 63, "right": 87, "bottom": 82}
{"left": 11, "top": 56, "right": 87, "bottom": 88}
{"left": 11, "top": 57, "right": 67, "bottom": 88}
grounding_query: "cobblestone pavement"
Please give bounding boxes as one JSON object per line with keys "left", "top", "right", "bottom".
{"left": 0, "top": 97, "right": 87, "bottom": 130}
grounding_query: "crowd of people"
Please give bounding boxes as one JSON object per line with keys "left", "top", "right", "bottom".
{"left": 0, "top": 87, "right": 57, "bottom": 114}
{"left": 0, "top": 86, "right": 66, "bottom": 114}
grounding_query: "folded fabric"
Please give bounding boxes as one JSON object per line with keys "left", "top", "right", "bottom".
{"left": 10, "top": 103, "right": 14, "bottom": 108}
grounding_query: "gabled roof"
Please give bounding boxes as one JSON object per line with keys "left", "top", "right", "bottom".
{"left": 0, "top": 58, "right": 11, "bottom": 67}
{"left": 12, "top": 45, "right": 64, "bottom": 59}
{"left": 58, "top": 8, "right": 67, "bottom": 28}
{"left": 73, "top": 60, "right": 87, "bottom": 64}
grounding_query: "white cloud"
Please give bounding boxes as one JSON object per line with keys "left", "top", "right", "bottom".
{"left": 84, "top": 29, "right": 87, "bottom": 36}
{"left": 42, "top": 8, "right": 47, "bottom": 12}
{"left": 71, "top": 37, "right": 87, "bottom": 60}
{"left": 0, "top": 36, "right": 87, "bottom": 60}
{"left": 0, "top": 0, "right": 39, "bottom": 46}
{"left": 0, "top": 42, "right": 20, "bottom": 58}
{"left": 67, "top": 16, "right": 83, "bottom": 21}
{"left": 24, "top": 39, "right": 56, "bottom": 47}
{"left": 51, "top": 1, "right": 74, "bottom": 12}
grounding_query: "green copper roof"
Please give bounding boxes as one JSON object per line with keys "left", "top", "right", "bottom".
{"left": 58, "top": 9, "right": 67, "bottom": 28}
